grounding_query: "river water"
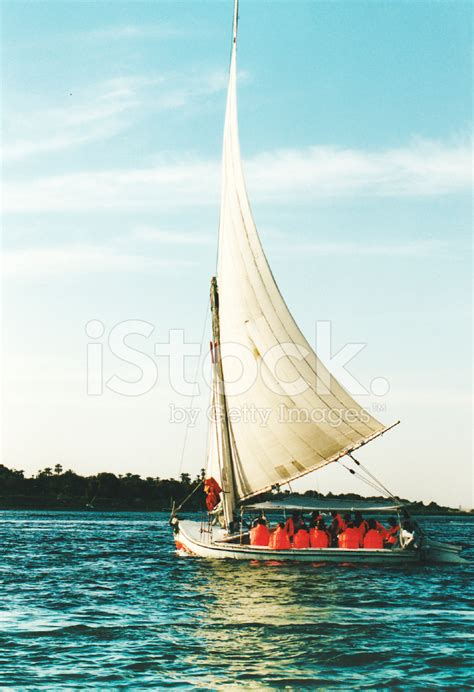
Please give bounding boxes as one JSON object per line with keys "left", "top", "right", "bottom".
{"left": 0, "top": 511, "right": 472, "bottom": 689}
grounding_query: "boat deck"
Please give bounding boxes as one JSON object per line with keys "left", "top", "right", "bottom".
{"left": 176, "top": 520, "right": 422, "bottom": 564}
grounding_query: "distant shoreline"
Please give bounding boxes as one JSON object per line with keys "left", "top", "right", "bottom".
{"left": 1, "top": 464, "right": 471, "bottom": 516}
{"left": 0, "top": 507, "right": 472, "bottom": 518}
{"left": 0, "top": 496, "right": 471, "bottom": 516}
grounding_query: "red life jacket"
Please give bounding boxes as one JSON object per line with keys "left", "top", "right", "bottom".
{"left": 375, "top": 520, "right": 387, "bottom": 539}
{"left": 310, "top": 528, "right": 329, "bottom": 548}
{"left": 272, "top": 526, "right": 291, "bottom": 550}
{"left": 357, "top": 520, "right": 369, "bottom": 545}
{"left": 363, "top": 529, "right": 384, "bottom": 549}
{"left": 338, "top": 527, "right": 360, "bottom": 549}
{"left": 250, "top": 524, "right": 270, "bottom": 547}
{"left": 385, "top": 525, "right": 400, "bottom": 545}
{"left": 285, "top": 517, "right": 295, "bottom": 538}
{"left": 331, "top": 514, "right": 346, "bottom": 534}
{"left": 293, "top": 529, "right": 310, "bottom": 549}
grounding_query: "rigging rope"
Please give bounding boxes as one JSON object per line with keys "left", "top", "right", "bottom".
{"left": 337, "top": 460, "right": 394, "bottom": 500}
{"left": 348, "top": 453, "right": 400, "bottom": 505}
{"left": 174, "top": 478, "right": 204, "bottom": 515}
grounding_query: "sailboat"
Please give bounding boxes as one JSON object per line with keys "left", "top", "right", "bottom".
{"left": 170, "top": 0, "right": 465, "bottom": 565}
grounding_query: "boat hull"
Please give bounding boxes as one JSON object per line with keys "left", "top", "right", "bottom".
{"left": 172, "top": 519, "right": 468, "bottom": 565}
{"left": 420, "top": 537, "right": 468, "bottom": 564}
{"left": 173, "top": 520, "right": 466, "bottom": 564}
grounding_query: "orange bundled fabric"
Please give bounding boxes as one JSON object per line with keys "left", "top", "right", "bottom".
{"left": 204, "top": 477, "right": 222, "bottom": 511}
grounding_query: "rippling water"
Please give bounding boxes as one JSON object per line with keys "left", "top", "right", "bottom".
{"left": 0, "top": 511, "right": 472, "bottom": 688}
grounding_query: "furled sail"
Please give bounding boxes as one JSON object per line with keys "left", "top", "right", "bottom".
{"left": 210, "top": 0, "right": 394, "bottom": 505}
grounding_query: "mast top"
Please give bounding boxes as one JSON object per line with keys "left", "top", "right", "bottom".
{"left": 232, "top": 0, "right": 239, "bottom": 45}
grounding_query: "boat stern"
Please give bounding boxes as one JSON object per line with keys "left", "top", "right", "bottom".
{"left": 421, "top": 538, "right": 468, "bottom": 564}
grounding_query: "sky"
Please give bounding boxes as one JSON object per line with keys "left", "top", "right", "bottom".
{"left": 1, "top": 0, "right": 472, "bottom": 508}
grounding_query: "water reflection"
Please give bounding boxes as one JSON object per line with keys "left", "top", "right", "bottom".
{"left": 199, "top": 560, "right": 339, "bottom": 625}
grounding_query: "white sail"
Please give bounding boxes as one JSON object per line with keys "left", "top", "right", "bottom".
{"left": 210, "top": 0, "right": 393, "bottom": 504}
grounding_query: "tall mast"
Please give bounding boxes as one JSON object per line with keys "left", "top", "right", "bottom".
{"left": 205, "top": 0, "right": 241, "bottom": 530}
{"left": 232, "top": 0, "right": 239, "bottom": 46}
{"left": 210, "top": 277, "right": 236, "bottom": 528}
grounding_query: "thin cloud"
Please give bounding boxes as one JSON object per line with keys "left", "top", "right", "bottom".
{"left": 246, "top": 138, "right": 472, "bottom": 199}
{"left": 2, "top": 77, "right": 143, "bottom": 163}
{"left": 2, "top": 247, "right": 195, "bottom": 279}
{"left": 270, "top": 239, "right": 447, "bottom": 258}
{"left": 2, "top": 122, "right": 125, "bottom": 163}
{"left": 85, "top": 24, "right": 183, "bottom": 41}
{"left": 2, "top": 70, "right": 229, "bottom": 163}
{"left": 3, "top": 160, "right": 217, "bottom": 213}
{"left": 3, "top": 138, "right": 470, "bottom": 214}
{"left": 134, "top": 227, "right": 213, "bottom": 245}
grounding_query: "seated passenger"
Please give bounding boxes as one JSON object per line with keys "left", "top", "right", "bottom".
{"left": 285, "top": 511, "right": 304, "bottom": 542}
{"left": 269, "top": 522, "right": 291, "bottom": 550}
{"left": 401, "top": 510, "right": 422, "bottom": 545}
{"left": 354, "top": 511, "right": 369, "bottom": 546}
{"left": 338, "top": 521, "right": 361, "bottom": 549}
{"left": 310, "top": 510, "right": 323, "bottom": 525}
{"left": 363, "top": 519, "right": 384, "bottom": 549}
{"left": 384, "top": 517, "right": 400, "bottom": 546}
{"left": 284, "top": 513, "right": 295, "bottom": 540}
{"left": 251, "top": 511, "right": 267, "bottom": 527}
{"left": 250, "top": 518, "right": 270, "bottom": 546}
{"left": 310, "top": 519, "right": 330, "bottom": 548}
{"left": 251, "top": 513, "right": 267, "bottom": 528}
{"left": 293, "top": 525, "right": 310, "bottom": 549}
{"left": 372, "top": 519, "right": 387, "bottom": 539}
{"left": 400, "top": 520, "right": 415, "bottom": 549}
{"left": 329, "top": 511, "right": 346, "bottom": 546}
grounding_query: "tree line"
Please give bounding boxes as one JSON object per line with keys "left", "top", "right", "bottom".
{"left": 0, "top": 463, "right": 468, "bottom": 513}
{"left": 0, "top": 464, "right": 206, "bottom": 511}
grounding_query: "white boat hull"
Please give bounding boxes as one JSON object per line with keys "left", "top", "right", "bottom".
{"left": 173, "top": 519, "right": 466, "bottom": 565}
{"left": 420, "top": 537, "right": 468, "bottom": 564}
